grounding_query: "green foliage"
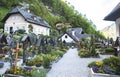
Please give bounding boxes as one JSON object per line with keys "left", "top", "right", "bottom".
{"left": 3, "top": 57, "right": 11, "bottom": 62}
{"left": 34, "top": 55, "right": 44, "bottom": 67}
{"left": 0, "top": 0, "right": 19, "bottom": 8}
{"left": 94, "top": 43, "right": 101, "bottom": 48}
{"left": 7, "top": 67, "right": 35, "bottom": 76}
{"left": 26, "top": 59, "right": 35, "bottom": 66}
{"left": 0, "top": 7, "right": 9, "bottom": 28}
{"left": 105, "top": 47, "right": 114, "bottom": 53}
{"left": 0, "top": 0, "right": 105, "bottom": 38}
{"left": 0, "top": 75, "right": 4, "bottom": 77}
{"left": 50, "top": 50, "right": 64, "bottom": 57}
{"left": 32, "top": 69, "right": 46, "bottom": 77}
{"left": 18, "top": 50, "right": 23, "bottom": 56}
{"left": 13, "top": 35, "right": 22, "bottom": 40}
{"left": 78, "top": 49, "right": 91, "bottom": 58}
{"left": 0, "top": 29, "right": 3, "bottom": 33}
{"left": 43, "top": 54, "right": 51, "bottom": 68}
{"left": 88, "top": 61, "right": 103, "bottom": 67}
{"left": 103, "top": 56, "right": 120, "bottom": 75}
{"left": 17, "top": 29, "right": 25, "bottom": 34}
{"left": 28, "top": 24, "right": 33, "bottom": 33}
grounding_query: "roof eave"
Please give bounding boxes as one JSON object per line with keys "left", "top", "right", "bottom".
{"left": 26, "top": 20, "right": 50, "bottom": 28}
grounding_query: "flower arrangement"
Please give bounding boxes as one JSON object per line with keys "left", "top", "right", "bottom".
{"left": 6, "top": 66, "right": 35, "bottom": 76}
{"left": 88, "top": 60, "right": 116, "bottom": 75}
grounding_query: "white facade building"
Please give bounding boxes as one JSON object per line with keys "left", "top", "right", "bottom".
{"left": 2, "top": 7, "right": 50, "bottom": 35}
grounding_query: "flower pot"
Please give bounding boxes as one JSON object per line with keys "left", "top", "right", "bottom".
{"left": 4, "top": 74, "right": 24, "bottom": 77}
{"left": 90, "top": 68, "right": 120, "bottom": 77}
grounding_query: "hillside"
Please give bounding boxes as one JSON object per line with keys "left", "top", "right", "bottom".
{"left": 0, "top": 0, "right": 105, "bottom": 38}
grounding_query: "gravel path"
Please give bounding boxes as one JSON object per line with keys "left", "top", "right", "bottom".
{"left": 47, "top": 48, "right": 111, "bottom": 77}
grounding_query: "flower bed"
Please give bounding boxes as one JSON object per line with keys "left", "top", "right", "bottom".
{"left": 90, "top": 68, "right": 120, "bottom": 77}
{"left": 88, "top": 56, "right": 120, "bottom": 77}
{"left": 5, "top": 66, "right": 35, "bottom": 76}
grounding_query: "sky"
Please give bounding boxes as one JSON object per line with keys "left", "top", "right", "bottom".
{"left": 64, "top": 0, "right": 120, "bottom": 30}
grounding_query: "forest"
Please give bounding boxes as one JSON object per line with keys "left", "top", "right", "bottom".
{"left": 0, "top": 0, "right": 105, "bottom": 38}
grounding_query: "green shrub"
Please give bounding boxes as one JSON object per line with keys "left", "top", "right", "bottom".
{"left": 32, "top": 69, "right": 46, "bottom": 77}
{"left": 18, "top": 50, "right": 23, "bottom": 56}
{"left": 88, "top": 61, "right": 103, "bottom": 67}
{"left": 49, "top": 50, "right": 64, "bottom": 57}
{"left": 88, "top": 61, "right": 96, "bottom": 67}
{"left": 26, "top": 59, "right": 35, "bottom": 66}
{"left": 34, "top": 55, "right": 44, "bottom": 67}
{"left": 43, "top": 54, "right": 52, "bottom": 68}
{"left": 103, "top": 56, "right": 120, "bottom": 75}
{"left": 94, "top": 43, "right": 101, "bottom": 48}
{"left": 17, "top": 29, "right": 25, "bottom": 34}
{"left": 78, "top": 49, "right": 91, "bottom": 58}
{"left": 105, "top": 47, "right": 114, "bottom": 53}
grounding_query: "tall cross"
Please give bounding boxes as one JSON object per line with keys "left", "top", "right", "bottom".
{"left": 12, "top": 43, "right": 21, "bottom": 74}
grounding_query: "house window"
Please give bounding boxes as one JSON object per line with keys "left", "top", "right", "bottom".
{"left": 65, "top": 35, "right": 67, "bottom": 38}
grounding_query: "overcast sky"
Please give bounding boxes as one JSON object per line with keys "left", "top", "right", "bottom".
{"left": 64, "top": 0, "right": 120, "bottom": 30}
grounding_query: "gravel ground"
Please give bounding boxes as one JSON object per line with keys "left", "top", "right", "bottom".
{"left": 47, "top": 48, "right": 111, "bottom": 77}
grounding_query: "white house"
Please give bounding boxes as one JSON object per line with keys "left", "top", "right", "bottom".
{"left": 2, "top": 7, "right": 50, "bottom": 35}
{"left": 104, "top": 2, "right": 120, "bottom": 37}
{"left": 60, "top": 33, "right": 76, "bottom": 43}
{"left": 59, "top": 28, "right": 90, "bottom": 44}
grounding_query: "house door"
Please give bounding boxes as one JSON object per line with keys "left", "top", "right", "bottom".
{"left": 10, "top": 27, "right": 13, "bottom": 34}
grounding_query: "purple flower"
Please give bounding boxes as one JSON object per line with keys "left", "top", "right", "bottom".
{"left": 92, "top": 66, "right": 99, "bottom": 73}
{"left": 102, "top": 66, "right": 115, "bottom": 75}
{"left": 24, "top": 67, "right": 32, "bottom": 71}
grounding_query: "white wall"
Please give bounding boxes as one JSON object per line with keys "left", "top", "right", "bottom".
{"left": 116, "top": 17, "right": 120, "bottom": 37}
{"left": 4, "top": 14, "right": 50, "bottom": 35}
{"left": 32, "top": 23, "right": 50, "bottom": 35}
{"left": 4, "top": 14, "right": 28, "bottom": 33}
{"left": 61, "top": 34, "right": 75, "bottom": 43}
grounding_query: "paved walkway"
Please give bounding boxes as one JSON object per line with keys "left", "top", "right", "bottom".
{"left": 47, "top": 48, "right": 111, "bottom": 77}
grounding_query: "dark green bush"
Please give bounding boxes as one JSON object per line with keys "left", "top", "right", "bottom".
{"left": 94, "top": 43, "right": 101, "bottom": 48}
{"left": 105, "top": 47, "right": 114, "bottom": 53}
{"left": 103, "top": 56, "right": 120, "bottom": 75}
{"left": 16, "top": 29, "right": 25, "bottom": 34}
